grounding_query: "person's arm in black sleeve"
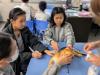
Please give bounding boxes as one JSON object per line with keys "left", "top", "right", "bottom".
{"left": 25, "top": 27, "right": 48, "bottom": 53}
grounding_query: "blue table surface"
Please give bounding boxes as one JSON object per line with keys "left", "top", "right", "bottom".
{"left": 26, "top": 42, "right": 98, "bottom": 75}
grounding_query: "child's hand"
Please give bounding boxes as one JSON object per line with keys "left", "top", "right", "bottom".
{"left": 58, "top": 54, "right": 73, "bottom": 65}
{"left": 66, "top": 44, "right": 73, "bottom": 49}
{"left": 51, "top": 40, "right": 59, "bottom": 50}
{"left": 84, "top": 42, "right": 97, "bottom": 52}
{"left": 45, "top": 50, "right": 56, "bottom": 56}
{"left": 32, "top": 51, "right": 42, "bottom": 59}
{"left": 85, "top": 53, "right": 100, "bottom": 66}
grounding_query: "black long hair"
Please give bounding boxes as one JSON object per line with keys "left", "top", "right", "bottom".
{"left": 50, "top": 7, "right": 67, "bottom": 27}
{"left": 39, "top": 1, "right": 47, "bottom": 12}
{"left": 22, "top": 0, "right": 29, "bottom": 3}
{"left": 4, "top": 8, "right": 26, "bottom": 28}
{"left": 0, "top": 32, "right": 12, "bottom": 60}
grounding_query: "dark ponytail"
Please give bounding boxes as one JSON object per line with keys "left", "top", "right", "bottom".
{"left": 4, "top": 19, "right": 11, "bottom": 29}
{"left": 4, "top": 8, "right": 26, "bottom": 29}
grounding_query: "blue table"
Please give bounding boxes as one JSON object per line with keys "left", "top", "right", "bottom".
{"left": 26, "top": 43, "right": 94, "bottom": 75}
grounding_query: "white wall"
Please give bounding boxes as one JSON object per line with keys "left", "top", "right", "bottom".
{"left": 0, "top": 0, "right": 62, "bottom": 21}
{"left": 0, "top": 0, "right": 82, "bottom": 21}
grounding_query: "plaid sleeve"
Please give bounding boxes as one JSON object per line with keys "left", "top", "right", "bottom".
{"left": 64, "top": 23, "right": 75, "bottom": 46}
{"left": 44, "top": 26, "right": 53, "bottom": 45}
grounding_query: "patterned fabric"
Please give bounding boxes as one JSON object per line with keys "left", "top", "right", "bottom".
{"left": 0, "top": 65, "right": 15, "bottom": 75}
{"left": 43, "top": 63, "right": 61, "bottom": 75}
{"left": 44, "top": 22, "right": 75, "bottom": 46}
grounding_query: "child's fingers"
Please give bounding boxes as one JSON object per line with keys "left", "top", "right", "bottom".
{"left": 36, "top": 54, "right": 42, "bottom": 58}
{"left": 49, "top": 53, "right": 54, "bottom": 56}
{"left": 51, "top": 45, "right": 55, "bottom": 50}
{"left": 34, "top": 51, "right": 42, "bottom": 58}
{"left": 84, "top": 43, "right": 91, "bottom": 50}
{"left": 56, "top": 45, "right": 59, "bottom": 50}
{"left": 35, "top": 51, "right": 42, "bottom": 55}
{"left": 84, "top": 45, "right": 89, "bottom": 51}
{"left": 32, "top": 53, "right": 40, "bottom": 58}
{"left": 67, "top": 45, "right": 73, "bottom": 49}
{"left": 47, "top": 52, "right": 53, "bottom": 56}
{"left": 51, "top": 46, "right": 58, "bottom": 50}
{"left": 85, "top": 57, "right": 96, "bottom": 65}
{"left": 61, "top": 55, "right": 73, "bottom": 61}
{"left": 85, "top": 54, "right": 98, "bottom": 64}
{"left": 46, "top": 51, "right": 54, "bottom": 56}
{"left": 51, "top": 41, "right": 59, "bottom": 50}
{"left": 84, "top": 43, "right": 94, "bottom": 51}
{"left": 53, "top": 45, "right": 59, "bottom": 50}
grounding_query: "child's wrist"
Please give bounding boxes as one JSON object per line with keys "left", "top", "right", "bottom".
{"left": 67, "top": 44, "right": 73, "bottom": 48}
